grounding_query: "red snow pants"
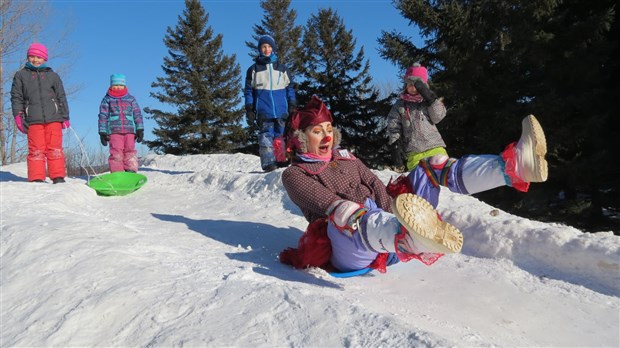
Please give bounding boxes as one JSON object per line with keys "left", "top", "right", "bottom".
{"left": 27, "top": 122, "right": 66, "bottom": 181}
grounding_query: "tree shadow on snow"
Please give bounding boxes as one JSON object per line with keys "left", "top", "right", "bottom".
{"left": 0, "top": 171, "right": 28, "bottom": 182}
{"left": 151, "top": 213, "right": 343, "bottom": 289}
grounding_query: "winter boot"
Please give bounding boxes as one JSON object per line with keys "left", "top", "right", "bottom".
{"left": 52, "top": 177, "right": 65, "bottom": 184}
{"left": 359, "top": 194, "right": 463, "bottom": 255}
{"left": 512, "top": 115, "right": 548, "bottom": 183}
{"left": 263, "top": 163, "right": 278, "bottom": 172}
{"left": 391, "top": 193, "right": 463, "bottom": 254}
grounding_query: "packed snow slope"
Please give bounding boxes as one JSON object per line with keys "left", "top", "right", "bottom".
{"left": 1, "top": 153, "right": 619, "bottom": 347}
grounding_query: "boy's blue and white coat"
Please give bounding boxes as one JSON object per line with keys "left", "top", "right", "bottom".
{"left": 244, "top": 35, "right": 296, "bottom": 170}
{"left": 244, "top": 55, "right": 296, "bottom": 120}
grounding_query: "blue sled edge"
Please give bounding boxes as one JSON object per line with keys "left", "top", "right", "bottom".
{"left": 329, "top": 267, "right": 373, "bottom": 278}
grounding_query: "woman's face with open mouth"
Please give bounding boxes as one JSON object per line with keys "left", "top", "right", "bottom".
{"left": 304, "top": 121, "right": 334, "bottom": 156}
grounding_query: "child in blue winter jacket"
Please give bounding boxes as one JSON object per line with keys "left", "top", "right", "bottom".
{"left": 244, "top": 35, "right": 296, "bottom": 172}
{"left": 98, "top": 74, "right": 144, "bottom": 173}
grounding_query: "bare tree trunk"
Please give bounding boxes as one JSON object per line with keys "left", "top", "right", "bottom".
{"left": 10, "top": 121, "right": 18, "bottom": 162}
{"left": 1, "top": 47, "right": 5, "bottom": 165}
{"left": 1, "top": 0, "right": 38, "bottom": 165}
{"left": 1, "top": 0, "right": 77, "bottom": 166}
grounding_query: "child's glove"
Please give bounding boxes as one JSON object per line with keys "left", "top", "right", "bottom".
{"left": 287, "top": 100, "right": 297, "bottom": 119}
{"left": 62, "top": 120, "right": 71, "bottom": 129}
{"left": 413, "top": 80, "right": 437, "bottom": 104}
{"left": 136, "top": 129, "right": 144, "bottom": 143}
{"left": 99, "top": 132, "right": 110, "bottom": 146}
{"left": 14, "top": 113, "right": 27, "bottom": 134}
{"left": 391, "top": 143, "right": 404, "bottom": 168}
{"left": 288, "top": 107, "right": 297, "bottom": 120}
{"left": 245, "top": 105, "right": 256, "bottom": 125}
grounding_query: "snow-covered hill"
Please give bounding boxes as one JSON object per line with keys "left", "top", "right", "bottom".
{"left": 1, "top": 153, "right": 618, "bottom": 347}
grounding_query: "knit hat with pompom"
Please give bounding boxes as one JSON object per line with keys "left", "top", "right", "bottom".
{"left": 403, "top": 63, "right": 428, "bottom": 84}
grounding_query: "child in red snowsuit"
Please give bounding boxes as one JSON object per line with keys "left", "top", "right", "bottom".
{"left": 10, "top": 43, "right": 70, "bottom": 183}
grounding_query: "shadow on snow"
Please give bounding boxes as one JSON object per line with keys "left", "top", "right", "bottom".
{"left": 152, "top": 213, "right": 343, "bottom": 289}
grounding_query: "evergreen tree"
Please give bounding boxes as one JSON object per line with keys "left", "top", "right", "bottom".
{"left": 297, "top": 8, "right": 394, "bottom": 168}
{"left": 145, "top": 0, "right": 245, "bottom": 155}
{"left": 379, "top": 0, "right": 619, "bottom": 231}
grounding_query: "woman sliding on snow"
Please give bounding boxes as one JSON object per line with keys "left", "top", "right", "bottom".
{"left": 279, "top": 96, "right": 548, "bottom": 273}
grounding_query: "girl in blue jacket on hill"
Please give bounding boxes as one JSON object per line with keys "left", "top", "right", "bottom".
{"left": 98, "top": 74, "right": 144, "bottom": 173}
{"left": 244, "top": 35, "right": 296, "bottom": 172}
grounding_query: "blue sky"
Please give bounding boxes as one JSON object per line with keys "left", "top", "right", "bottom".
{"left": 34, "top": 0, "right": 420, "bottom": 150}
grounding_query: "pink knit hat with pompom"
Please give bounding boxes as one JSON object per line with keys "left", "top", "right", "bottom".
{"left": 403, "top": 63, "right": 428, "bottom": 84}
{"left": 27, "top": 43, "right": 48, "bottom": 61}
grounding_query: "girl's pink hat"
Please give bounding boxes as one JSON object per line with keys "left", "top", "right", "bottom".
{"left": 403, "top": 63, "right": 428, "bottom": 84}
{"left": 27, "top": 43, "right": 48, "bottom": 61}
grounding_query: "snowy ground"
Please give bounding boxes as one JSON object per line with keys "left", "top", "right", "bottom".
{"left": 1, "top": 153, "right": 619, "bottom": 347}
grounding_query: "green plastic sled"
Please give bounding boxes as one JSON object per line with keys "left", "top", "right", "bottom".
{"left": 88, "top": 172, "right": 147, "bottom": 196}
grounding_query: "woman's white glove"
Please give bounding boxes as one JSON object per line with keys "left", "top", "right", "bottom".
{"left": 326, "top": 199, "right": 368, "bottom": 234}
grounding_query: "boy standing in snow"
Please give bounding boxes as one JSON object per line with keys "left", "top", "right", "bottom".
{"left": 387, "top": 63, "right": 449, "bottom": 171}
{"left": 280, "top": 96, "right": 548, "bottom": 273}
{"left": 11, "top": 43, "right": 70, "bottom": 183}
{"left": 244, "top": 35, "right": 296, "bottom": 172}
{"left": 98, "top": 74, "right": 144, "bottom": 173}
